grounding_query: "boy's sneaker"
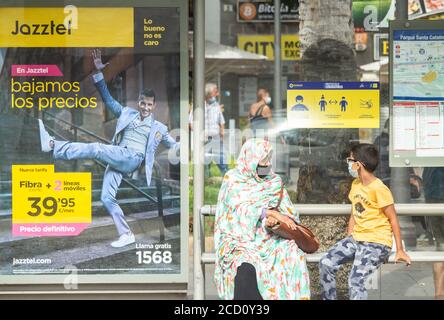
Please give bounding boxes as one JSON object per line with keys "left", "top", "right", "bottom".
{"left": 111, "top": 232, "right": 135, "bottom": 248}
{"left": 38, "top": 119, "right": 54, "bottom": 152}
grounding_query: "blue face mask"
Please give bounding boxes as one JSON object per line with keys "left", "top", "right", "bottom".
{"left": 208, "top": 97, "right": 217, "bottom": 104}
{"left": 348, "top": 162, "right": 359, "bottom": 178}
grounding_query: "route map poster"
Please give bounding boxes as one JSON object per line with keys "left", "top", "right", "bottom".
{"left": 390, "top": 24, "right": 444, "bottom": 166}
{"left": 0, "top": 1, "right": 188, "bottom": 285}
{"left": 286, "top": 82, "right": 380, "bottom": 129}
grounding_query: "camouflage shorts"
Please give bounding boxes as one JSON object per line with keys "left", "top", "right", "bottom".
{"left": 319, "top": 236, "right": 390, "bottom": 300}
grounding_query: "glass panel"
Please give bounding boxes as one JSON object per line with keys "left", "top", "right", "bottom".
{"left": 203, "top": 0, "right": 444, "bottom": 299}
{"left": 368, "top": 262, "right": 439, "bottom": 299}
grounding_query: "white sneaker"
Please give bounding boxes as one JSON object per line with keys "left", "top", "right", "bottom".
{"left": 38, "top": 119, "right": 54, "bottom": 152}
{"left": 110, "top": 233, "right": 135, "bottom": 248}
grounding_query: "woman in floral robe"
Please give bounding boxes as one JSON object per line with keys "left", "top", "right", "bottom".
{"left": 214, "top": 138, "right": 310, "bottom": 300}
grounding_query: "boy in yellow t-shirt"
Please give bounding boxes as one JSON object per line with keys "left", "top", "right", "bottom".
{"left": 319, "top": 143, "right": 411, "bottom": 300}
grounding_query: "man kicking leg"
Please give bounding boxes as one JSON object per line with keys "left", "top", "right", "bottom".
{"left": 39, "top": 120, "right": 142, "bottom": 247}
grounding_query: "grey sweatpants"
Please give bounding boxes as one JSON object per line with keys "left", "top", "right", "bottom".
{"left": 319, "top": 236, "right": 390, "bottom": 300}
{"left": 53, "top": 141, "right": 144, "bottom": 236}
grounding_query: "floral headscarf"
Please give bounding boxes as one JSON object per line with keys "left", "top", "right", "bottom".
{"left": 214, "top": 138, "right": 309, "bottom": 300}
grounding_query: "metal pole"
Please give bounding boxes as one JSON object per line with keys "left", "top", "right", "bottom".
{"left": 193, "top": 0, "right": 205, "bottom": 300}
{"left": 73, "top": 126, "right": 78, "bottom": 171}
{"left": 392, "top": 0, "right": 416, "bottom": 248}
{"left": 274, "top": 0, "right": 281, "bottom": 110}
{"left": 153, "top": 164, "right": 165, "bottom": 242}
{"left": 201, "top": 203, "right": 444, "bottom": 216}
{"left": 395, "top": 0, "right": 408, "bottom": 20}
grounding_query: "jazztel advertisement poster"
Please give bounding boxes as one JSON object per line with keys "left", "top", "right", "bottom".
{"left": 0, "top": 1, "right": 188, "bottom": 284}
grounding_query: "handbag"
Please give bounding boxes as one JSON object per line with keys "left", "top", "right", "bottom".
{"left": 266, "top": 183, "right": 320, "bottom": 254}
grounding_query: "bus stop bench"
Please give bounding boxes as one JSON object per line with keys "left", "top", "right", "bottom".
{"left": 195, "top": 204, "right": 444, "bottom": 298}
{"left": 201, "top": 251, "right": 444, "bottom": 264}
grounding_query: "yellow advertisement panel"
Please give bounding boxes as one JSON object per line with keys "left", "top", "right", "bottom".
{"left": 0, "top": 8, "right": 134, "bottom": 47}
{"left": 287, "top": 82, "right": 380, "bottom": 128}
{"left": 12, "top": 165, "right": 91, "bottom": 236}
{"left": 237, "top": 34, "right": 300, "bottom": 60}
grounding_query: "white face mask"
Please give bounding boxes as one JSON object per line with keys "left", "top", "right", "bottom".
{"left": 348, "top": 162, "right": 359, "bottom": 178}
{"left": 257, "top": 164, "right": 272, "bottom": 178}
{"left": 265, "top": 96, "right": 271, "bottom": 105}
{"left": 208, "top": 97, "right": 217, "bottom": 104}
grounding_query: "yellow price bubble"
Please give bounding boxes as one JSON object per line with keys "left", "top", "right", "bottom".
{"left": 12, "top": 165, "right": 91, "bottom": 236}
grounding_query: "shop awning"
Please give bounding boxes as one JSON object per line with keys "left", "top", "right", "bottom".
{"left": 202, "top": 40, "right": 268, "bottom": 60}
{"left": 190, "top": 38, "right": 269, "bottom": 79}
{"left": 359, "top": 57, "right": 389, "bottom": 82}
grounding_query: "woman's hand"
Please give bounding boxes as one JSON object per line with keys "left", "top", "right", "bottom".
{"left": 275, "top": 212, "right": 298, "bottom": 231}
{"left": 265, "top": 210, "right": 297, "bottom": 230}
{"left": 266, "top": 209, "right": 279, "bottom": 219}
{"left": 265, "top": 217, "right": 278, "bottom": 228}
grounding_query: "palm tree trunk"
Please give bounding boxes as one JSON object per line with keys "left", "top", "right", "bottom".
{"left": 297, "top": 0, "right": 357, "bottom": 300}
